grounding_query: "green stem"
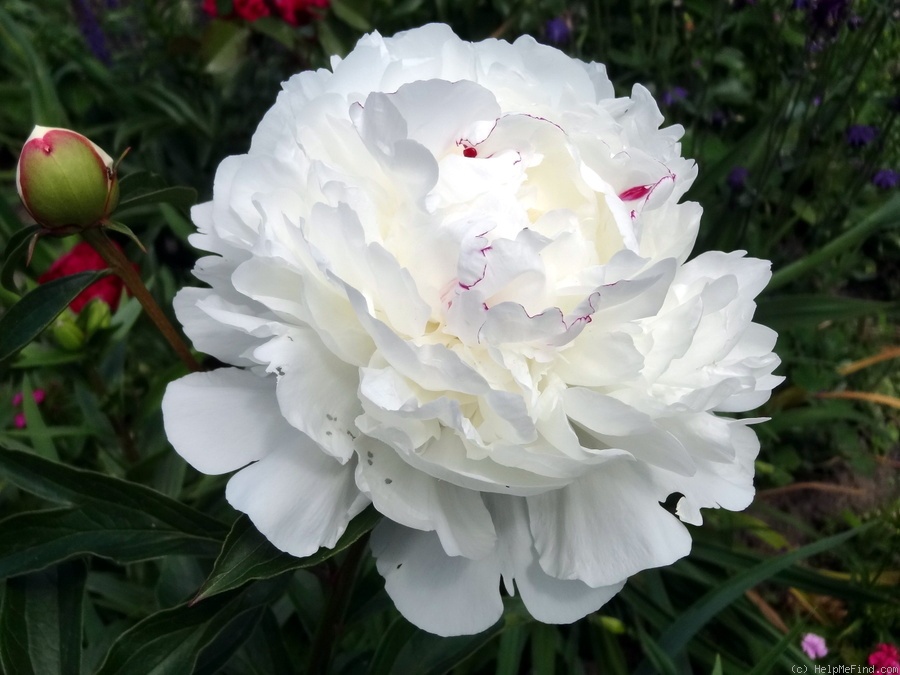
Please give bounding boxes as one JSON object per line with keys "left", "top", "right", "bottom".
{"left": 82, "top": 228, "right": 201, "bottom": 372}
{"left": 306, "top": 537, "right": 369, "bottom": 675}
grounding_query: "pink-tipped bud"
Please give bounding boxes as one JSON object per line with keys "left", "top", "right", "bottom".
{"left": 16, "top": 126, "right": 120, "bottom": 229}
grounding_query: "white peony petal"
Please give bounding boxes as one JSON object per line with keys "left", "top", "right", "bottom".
{"left": 173, "top": 288, "right": 265, "bottom": 367}
{"left": 489, "top": 496, "right": 625, "bottom": 623}
{"left": 370, "top": 521, "right": 503, "bottom": 636}
{"left": 164, "top": 368, "right": 295, "bottom": 474}
{"left": 253, "top": 332, "right": 362, "bottom": 463}
{"left": 226, "top": 444, "right": 368, "bottom": 558}
{"left": 356, "top": 438, "right": 497, "bottom": 559}
{"left": 528, "top": 461, "right": 692, "bottom": 587}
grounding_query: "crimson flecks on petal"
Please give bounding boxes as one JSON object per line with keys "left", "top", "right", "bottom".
{"left": 163, "top": 24, "right": 781, "bottom": 637}
{"left": 619, "top": 184, "right": 653, "bottom": 201}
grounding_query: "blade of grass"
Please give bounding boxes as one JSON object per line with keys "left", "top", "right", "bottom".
{"left": 635, "top": 525, "right": 869, "bottom": 673}
{"left": 768, "top": 193, "right": 900, "bottom": 291}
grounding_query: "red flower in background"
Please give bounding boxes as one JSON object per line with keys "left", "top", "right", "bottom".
{"left": 203, "top": 0, "right": 328, "bottom": 24}
{"left": 869, "top": 644, "right": 900, "bottom": 672}
{"left": 39, "top": 241, "right": 129, "bottom": 313}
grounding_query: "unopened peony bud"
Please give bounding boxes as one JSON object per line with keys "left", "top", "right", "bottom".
{"left": 80, "top": 297, "right": 112, "bottom": 338}
{"left": 16, "top": 126, "right": 119, "bottom": 229}
{"left": 50, "top": 310, "right": 86, "bottom": 351}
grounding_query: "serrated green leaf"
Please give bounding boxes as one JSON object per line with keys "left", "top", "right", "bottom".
{"left": 95, "top": 578, "right": 286, "bottom": 675}
{"left": 0, "top": 270, "right": 108, "bottom": 362}
{"left": 0, "top": 560, "right": 87, "bottom": 675}
{"left": 195, "top": 506, "right": 381, "bottom": 601}
{"left": 1, "top": 224, "right": 40, "bottom": 291}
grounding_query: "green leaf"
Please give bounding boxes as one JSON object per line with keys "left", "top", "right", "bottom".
{"left": 0, "top": 446, "right": 228, "bottom": 539}
{"left": 755, "top": 294, "right": 899, "bottom": 330}
{"left": 225, "top": 610, "right": 294, "bottom": 675}
{"left": 495, "top": 624, "right": 528, "bottom": 675}
{"left": 0, "top": 270, "right": 109, "bottom": 362}
{"left": 117, "top": 186, "right": 198, "bottom": 213}
{"left": 102, "top": 221, "right": 146, "bottom": 252}
{"left": 530, "top": 624, "right": 557, "bottom": 675}
{"left": 746, "top": 623, "right": 805, "bottom": 675}
{"left": 0, "top": 560, "right": 87, "bottom": 675}
{"left": 19, "top": 373, "right": 57, "bottom": 461}
{"left": 0, "top": 506, "right": 223, "bottom": 579}
{"left": 95, "top": 579, "right": 286, "bottom": 675}
{"left": 1, "top": 224, "right": 40, "bottom": 292}
{"left": 0, "top": 446, "right": 228, "bottom": 577}
{"left": 117, "top": 170, "right": 167, "bottom": 201}
{"left": 636, "top": 525, "right": 869, "bottom": 671}
{"left": 0, "top": 7, "right": 68, "bottom": 127}
{"left": 194, "top": 506, "right": 381, "bottom": 601}
{"left": 690, "top": 540, "right": 892, "bottom": 605}
{"left": 388, "top": 617, "right": 506, "bottom": 675}
{"left": 769, "top": 193, "right": 900, "bottom": 291}
{"left": 367, "top": 617, "right": 417, "bottom": 675}
{"left": 330, "top": 0, "right": 372, "bottom": 31}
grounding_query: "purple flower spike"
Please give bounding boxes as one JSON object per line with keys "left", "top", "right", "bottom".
{"left": 727, "top": 166, "right": 749, "bottom": 191}
{"left": 71, "top": 0, "right": 112, "bottom": 65}
{"left": 661, "top": 86, "right": 688, "bottom": 107}
{"left": 845, "top": 124, "right": 878, "bottom": 148}
{"left": 872, "top": 169, "right": 899, "bottom": 190}
{"left": 545, "top": 17, "right": 571, "bottom": 45}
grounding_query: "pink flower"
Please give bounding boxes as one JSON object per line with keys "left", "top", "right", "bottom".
{"left": 38, "top": 241, "right": 129, "bottom": 313}
{"left": 12, "top": 390, "right": 45, "bottom": 407}
{"left": 801, "top": 633, "right": 828, "bottom": 660}
{"left": 13, "top": 413, "right": 26, "bottom": 429}
{"left": 869, "top": 644, "right": 900, "bottom": 672}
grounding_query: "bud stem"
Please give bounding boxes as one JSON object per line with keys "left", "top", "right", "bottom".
{"left": 81, "top": 229, "right": 202, "bottom": 372}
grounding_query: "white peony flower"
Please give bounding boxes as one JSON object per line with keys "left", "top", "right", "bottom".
{"left": 162, "top": 24, "right": 782, "bottom": 636}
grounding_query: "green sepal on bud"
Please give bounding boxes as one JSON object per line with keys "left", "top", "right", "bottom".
{"left": 16, "top": 126, "right": 120, "bottom": 230}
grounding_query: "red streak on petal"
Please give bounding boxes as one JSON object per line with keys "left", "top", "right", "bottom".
{"left": 618, "top": 184, "right": 652, "bottom": 201}
{"left": 463, "top": 146, "right": 477, "bottom": 158}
